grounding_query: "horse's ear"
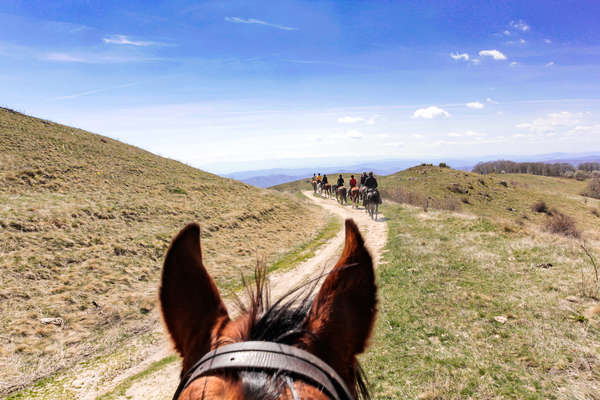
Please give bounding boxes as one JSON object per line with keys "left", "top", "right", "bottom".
{"left": 160, "top": 223, "right": 229, "bottom": 371}
{"left": 302, "top": 219, "right": 377, "bottom": 386}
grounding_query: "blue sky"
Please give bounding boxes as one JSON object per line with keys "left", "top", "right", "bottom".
{"left": 1, "top": 0, "right": 599, "bottom": 173}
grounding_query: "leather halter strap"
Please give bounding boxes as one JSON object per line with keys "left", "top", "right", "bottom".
{"left": 172, "top": 341, "right": 354, "bottom": 400}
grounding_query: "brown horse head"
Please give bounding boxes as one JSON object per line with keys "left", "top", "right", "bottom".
{"left": 160, "top": 219, "right": 377, "bottom": 399}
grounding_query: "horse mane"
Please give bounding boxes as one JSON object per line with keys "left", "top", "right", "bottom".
{"left": 226, "top": 264, "right": 371, "bottom": 399}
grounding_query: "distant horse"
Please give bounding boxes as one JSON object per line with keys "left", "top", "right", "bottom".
{"left": 364, "top": 189, "right": 381, "bottom": 220}
{"left": 350, "top": 186, "right": 360, "bottom": 208}
{"left": 359, "top": 186, "right": 367, "bottom": 202}
{"left": 161, "top": 220, "right": 376, "bottom": 400}
{"left": 337, "top": 186, "right": 347, "bottom": 205}
{"left": 331, "top": 184, "right": 339, "bottom": 197}
{"left": 312, "top": 180, "right": 318, "bottom": 193}
{"left": 322, "top": 183, "right": 332, "bottom": 198}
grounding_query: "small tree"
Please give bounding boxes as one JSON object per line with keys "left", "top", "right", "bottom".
{"left": 582, "top": 178, "right": 600, "bottom": 199}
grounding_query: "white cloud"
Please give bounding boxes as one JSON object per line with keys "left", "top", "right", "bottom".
{"left": 520, "top": 38, "right": 526, "bottom": 44}
{"left": 345, "top": 130, "right": 363, "bottom": 140}
{"left": 338, "top": 116, "right": 364, "bottom": 124}
{"left": 516, "top": 111, "right": 584, "bottom": 133}
{"left": 52, "top": 82, "right": 138, "bottom": 100}
{"left": 471, "top": 58, "right": 481, "bottom": 65}
{"left": 503, "top": 30, "right": 511, "bottom": 36}
{"left": 412, "top": 134, "right": 424, "bottom": 139}
{"left": 545, "top": 61, "right": 555, "bottom": 67}
{"left": 486, "top": 98, "right": 498, "bottom": 104}
{"left": 450, "top": 52, "right": 469, "bottom": 61}
{"left": 544, "top": 39, "right": 552, "bottom": 44}
{"left": 224, "top": 17, "right": 297, "bottom": 31}
{"left": 43, "top": 52, "right": 161, "bottom": 64}
{"left": 509, "top": 20, "right": 530, "bottom": 32}
{"left": 45, "top": 53, "right": 88, "bottom": 63}
{"left": 103, "top": 34, "right": 166, "bottom": 46}
{"left": 412, "top": 106, "right": 450, "bottom": 119}
{"left": 479, "top": 49, "right": 507, "bottom": 60}
{"left": 466, "top": 101, "right": 484, "bottom": 109}
{"left": 448, "top": 130, "right": 484, "bottom": 137}
{"left": 337, "top": 116, "right": 377, "bottom": 125}
{"left": 509, "top": 61, "right": 518, "bottom": 67}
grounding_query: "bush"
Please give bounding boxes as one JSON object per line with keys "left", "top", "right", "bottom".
{"left": 531, "top": 200, "right": 549, "bottom": 214}
{"left": 544, "top": 210, "right": 580, "bottom": 238}
{"left": 575, "top": 170, "right": 590, "bottom": 181}
{"left": 439, "top": 162, "right": 450, "bottom": 168}
{"left": 582, "top": 178, "right": 600, "bottom": 199}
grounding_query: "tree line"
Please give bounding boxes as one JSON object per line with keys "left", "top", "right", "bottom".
{"left": 473, "top": 160, "right": 600, "bottom": 178}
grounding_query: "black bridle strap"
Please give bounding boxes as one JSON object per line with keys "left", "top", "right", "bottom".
{"left": 172, "top": 341, "right": 354, "bottom": 400}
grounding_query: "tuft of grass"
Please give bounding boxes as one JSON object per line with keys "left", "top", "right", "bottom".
{"left": 531, "top": 200, "right": 549, "bottom": 214}
{"left": 544, "top": 209, "right": 580, "bottom": 238}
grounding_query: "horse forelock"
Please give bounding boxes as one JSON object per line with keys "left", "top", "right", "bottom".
{"left": 189, "top": 264, "right": 370, "bottom": 400}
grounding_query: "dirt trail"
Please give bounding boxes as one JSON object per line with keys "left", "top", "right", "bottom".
{"left": 53, "top": 192, "right": 388, "bottom": 400}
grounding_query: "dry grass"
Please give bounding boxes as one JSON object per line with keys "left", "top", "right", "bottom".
{"left": 381, "top": 187, "right": 462, "bottom": 212}
{"left": 545, "top": 210, "right": 581, "bottom": 238}
{"left": 531, "top": 200, "right": 549, "bottom": 214}
{"left": 0, "top": 108, "right": 327, "bottom": 393}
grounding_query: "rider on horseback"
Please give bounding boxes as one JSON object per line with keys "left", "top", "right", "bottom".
{"left": 365, "top": 172, "right": 377, "bottom": 189}
{"left": 364, "top": 171, "right": 382, "bottom": 204}
{"left": 336, "top": 174, "right": 344, "bottom": 187}
{"left": 349, "top": 175, "right": 357, "bottom": 188}
{"left": 316, "top": 173, "right": 322, "bottom": 183}
{"left": 322, "top": 174, "right": 328, "bottom": 185}
{"left": 360, "top": 172, "right": 367, "bottom": 188}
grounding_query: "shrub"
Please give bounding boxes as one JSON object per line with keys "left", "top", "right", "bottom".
{"left": 575, "top": 170, "right": 590, "bottom": 181}
{"left": 544, "top": 210, "right": 580, "bottom": 238}
{"left": 439, "top": 162, "right": 450, "bottom": 168}
{"left": 582, "top": 178, "right": 600, "bottom": 199}
{"left": 531, "top": 200, "right": 549, "bottom": 214}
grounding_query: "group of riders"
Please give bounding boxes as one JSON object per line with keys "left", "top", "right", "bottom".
{"left": 312, "top": 171, "right": 382, "bottom": 208}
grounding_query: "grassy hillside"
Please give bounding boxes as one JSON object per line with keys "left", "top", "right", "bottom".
{"left": 274, "top": 165, "right": 600, "bottom": 398}
{"left": 0, "top": 108, "right": 327, "bottom": 393}
{"left": 379, "top": 165, "right": 599, "bottom": 235}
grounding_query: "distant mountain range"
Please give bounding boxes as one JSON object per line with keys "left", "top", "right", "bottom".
{"left": 223, "top": 152, "right": 600, "bottom": 188}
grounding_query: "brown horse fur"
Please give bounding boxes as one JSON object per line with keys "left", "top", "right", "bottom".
{"left": 350, "top": 187, "right": 360, "bottom": 208}
{"left": 160, "top": 219, "right": 377, "bottom": 399}
{"left": 322, "top": 183, "right": 332, "bottom": 198}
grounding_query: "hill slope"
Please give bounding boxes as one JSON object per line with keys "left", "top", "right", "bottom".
{"left": 0, "top": 108, "right": 327, "bottom": 392}
{"left": 274, "top": 165, "right": 599, "bottom": 235}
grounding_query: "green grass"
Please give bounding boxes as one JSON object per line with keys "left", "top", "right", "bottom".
{"left": 362, "top": 204, "right": 600, "bottom": 399}
{"left": 267, "top": 216, "right": 341, "bottom": 274}
{"left": 95, "top": 355, "right": 178, "bottom": 400}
